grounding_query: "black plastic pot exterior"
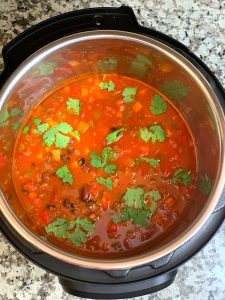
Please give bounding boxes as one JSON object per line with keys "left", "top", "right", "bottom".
{"left": 0, "top": 6, "right": 225, "bottom": 299}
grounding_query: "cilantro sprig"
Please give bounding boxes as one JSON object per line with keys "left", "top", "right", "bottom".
{"left": 0, "top": 107, "right": 22, "bottom": 128}
{"left": 22, "top": 125, "right": 30, "bottom": 134}
{"left": 56, "top": 165, "right": 73, "bottom": 185}
{"left": 139, "top": 125, "right": 166, "bottom": 143}
{"left": 34, "top": 123, "right": 49, "bottom": 135}
{"left": 106, "top": 128, "right": 125, "bottom": 145}
{"left": 97, "top": 57, "right": 118, "bottom": 72}
{"left": 199, "top": 174, "right": 212, "bottom": 195}
{"left": 115, "top": 208, "right": 151, "bottom": 227}
{"left": 96, "top": 176, "right": 113, "bottom": 190}
{"left": 160, "top": 80, "right": 189, "bottom": 101}
{"left": 67, "top": 98, "right": 80, "bottom": 115}
{"left": 99, "top": 80, "right": 115, "bottom": 92}
{"left": 113, "top": 187, "right": 161, "bottom": 227}
{"left": 43, "top": 122, "right": 73, "bottom": 149}
{"left": 45, "top": 217, "right": 94, "bottom": 247}
{"left": 90, "top": 146, "right": 117, "bottom": 174}
{"left": 141, "top": 157, "right": 160, "bottom": 168}
{"left": 172, "top": 168, "right": 192, "bottom": 185}
{"left": 34, "top": 61, "right": 58, "bottom": 76}
{"left": 122, "top": 87, "right": 137, "bottom": 103}
{"left": 150, "top": 94, "right": 167, "bottom": 115}
{"left": 123, "top": 187, "right": 145, "bottom": 209}
{"left": 129, "top": 54, "right": 152, "bottom": 78}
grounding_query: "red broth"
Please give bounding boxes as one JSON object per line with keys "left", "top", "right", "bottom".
{"left": 12, "top": 74, "right": 196, "bottom": 257}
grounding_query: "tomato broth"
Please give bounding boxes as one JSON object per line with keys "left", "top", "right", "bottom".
{"left": 12, "top": 73, "right": 196, "bottom": 257}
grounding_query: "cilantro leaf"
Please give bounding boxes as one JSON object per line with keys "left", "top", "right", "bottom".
{"left": 199, "top": 174, "right": 212, "bottom": 195}
{"left": 102, "top": 146, "right": 116, "bottom": 162}
{"left": 36, "top": 61, "right": 57, "bottom": 76}
{"left": 142, "top": 157, "right": 160, "bottom": 167}
{"left": 160, "top": 80, "right": 189, "bottom": 101}
{"left": 45, "top": 218, "right": 71, "bottom": 238}
{"left": 139, "top": 127, "right": 152, "bottom": 142}
{"left": 121, "top": 207, "right": 151, "bottom": 227}
{"left": 173, "top": 168, "right": 191, "bottom": 185}
{"left": 43, "top": 122, "right": 73, "bottom": 148}
{"left": 99, "top": 80, "right": 115, "bottom": 92}
{"left": 96, "top": 176, "right": 113, "bottom": 190}
{"left": 90, "top": 147, "right": 117, "bottom": 174}
{"left": 55, "top": 132, "right": 70, "bottom": 148}
{"left": 75, "top": 217, "right": 94, "bottom": 234}
{"left": 145, "top": 190, "right": 161, "bottom": 201}
{"left": 67, "top": 229, "right": 87, "bottom": 247}
{"left": 43, "top": 127, "right": 56, "bottom": 146}
{"left": 106, "top": 128, "right": 125, "bottom": 145}
{"left": 97, "top": 57, "right": 118, "bottom": 72}
{"left": 149, "top": 125, "right": 166, "bottom": 143}
{"left": 150, "top": 94, "right": 167, "bottom": 115}
{"left": 0, "top": 108, "right": 10, "bottom": 128}
{"left": 56, "top": 122, "right": 73, "bottom": 134}
{"left": 130, "top": 54, "right": 152, "bottom": 78}
{"left": 71, "top": 130, "right": 80, "bottom": 141}
{"left": 104, "top": 163, "right": 117, "bottom": 175}
{"left": 32, "top": 118, "right": 42, "bottom": 126}
{"left": 34, "top": 123, "right": 49, "bottom": 135}
{"left": 22, "top": 125, "right": 30, "bottom": 134}
{"left": 56, "top": 165, "right": 73, "bottom": 185}
{"left": 12, "top": 120, "right": 20, "bottom": 130}
{"left": 122, "top": 87, "right": 137, "bottom": 103}
{"left": 45, "top": 217, "right": 94, "bottom": 247}
{"left": 90, "top": 151, "right": 104, "bottom": 168}
{"left": 67, "top": 98, "right": 80, "bottom": 115}
{"left": 123, "top": 187, "right": 145, "bottom": 209}
{"left": 10, "top": 107, "right": 22, "bottom": 117}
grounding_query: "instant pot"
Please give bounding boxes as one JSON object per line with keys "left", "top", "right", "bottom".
{"left": 0, "top": 6, "right": 225, "bottom": 298}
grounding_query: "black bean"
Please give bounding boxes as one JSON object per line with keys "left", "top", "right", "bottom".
{"left": 81, "top": 184, "right": 92, "bottom": 203}
{"left": 78, "top": 157, "right": 86, "bottom": 167}
{"left": 60, "top": 153, "right": 70, "bottom": 163}
{"left": 70, "top": 203, "right": 76, "bottom": 209}
{"left": 46, "top": 204, "right": 56, "bottom": 211}
{"left": 63, "top": 198, "right": 71, "bottom": 208}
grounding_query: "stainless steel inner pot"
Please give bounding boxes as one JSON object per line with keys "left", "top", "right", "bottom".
{"left": 0, "top": 31, "right": 225, "bottom": 270}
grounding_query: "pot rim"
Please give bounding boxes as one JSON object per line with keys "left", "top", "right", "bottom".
{"left": 0, "top": 30, "right": 225, "bottom": 270}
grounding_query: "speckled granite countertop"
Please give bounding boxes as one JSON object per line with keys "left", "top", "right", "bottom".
{"left": 0, "top": 0, "right": 225, "bottom": 299}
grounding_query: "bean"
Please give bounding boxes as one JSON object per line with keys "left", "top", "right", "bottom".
{"left": 63, "top": 198, "right": 71, "bottom": 208}
{"left": 81, "top": 184, "right": 92, "bottom": 202}
{"left": 46, "top": 204, "right": 56, "bottom": 211}
{"left": 101, "top": 242, "right": 110, "bottom": 252}
{"left": 78, "top": 157, "right": 86, "bottom": 167}
{"left": 126, "top": 230, "right": 136, "bottom": 239}
{"left": 60, "top": 153, "right": 70, "bottom": 163}
{"left": 124, "top": 238, "right": 132, "bottom": 249}
{"left": 70, "top": 203, "right": 76, "bottom": 209}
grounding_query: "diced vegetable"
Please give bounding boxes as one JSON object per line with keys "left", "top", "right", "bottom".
{"left": 77, "top": 121, "right": 89, "bottom": 133}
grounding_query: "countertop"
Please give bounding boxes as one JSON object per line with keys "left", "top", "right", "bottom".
{"left": 0, "top": 0, "right": 225, "bottom": 299}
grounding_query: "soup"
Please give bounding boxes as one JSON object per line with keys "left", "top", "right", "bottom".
{"left": 12, "top": 73, "right": 196, "bottom": 257}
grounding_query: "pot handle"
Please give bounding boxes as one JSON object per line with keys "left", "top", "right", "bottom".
{"left": 1, "top": 6, "right": 139, "bottom": 79}
{"left": 59, "top": 269, "right": 178, "bottom": 298}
